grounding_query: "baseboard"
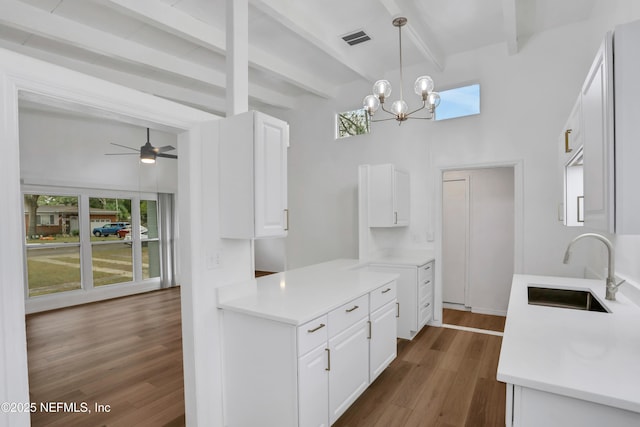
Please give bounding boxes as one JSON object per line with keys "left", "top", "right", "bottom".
{"left": 442, "top": 302, "right": 469, "bottom": 311}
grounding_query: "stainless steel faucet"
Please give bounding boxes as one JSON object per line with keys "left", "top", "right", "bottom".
{"left": 563, "top": 233, "right": 624, "bottom": 301}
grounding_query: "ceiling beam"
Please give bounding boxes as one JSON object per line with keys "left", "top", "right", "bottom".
{"left": 0, "top": 37, "right": 227, "bottom": 116}
{"left": 0, "top": 0, "right": 296, "bottom": 109}
{"left": 502, "top": 0, "right": 519, "bottom": 55}
{"left": 378, "top": 0, "right": 445, "bottom": 71}
{"left": 251, "top": 0, "right": 377, "bottom": 83}
{"left": 97, "top": 0, "right": 336, "bottom": 98}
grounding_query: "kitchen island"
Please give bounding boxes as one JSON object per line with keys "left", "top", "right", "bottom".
{"left": 497, "top": 274, "right": 640, "bottom": 426}
{"left": 218, "top": 259, "right": 399, "bottom": 427}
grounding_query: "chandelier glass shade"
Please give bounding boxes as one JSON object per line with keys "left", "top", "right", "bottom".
{"left": 363, "top": 17, "right": 440, "bottom": 123}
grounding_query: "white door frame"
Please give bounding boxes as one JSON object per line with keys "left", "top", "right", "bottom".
{"left": 433, "top": 160, "right": 524, "bottom": 324}
{"left": 0, "top": 48, "right": 233, "bottom": 427}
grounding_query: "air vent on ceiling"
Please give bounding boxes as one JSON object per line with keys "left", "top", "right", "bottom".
{"left": 342, "top": 30, "right": 371, "bottom": 46}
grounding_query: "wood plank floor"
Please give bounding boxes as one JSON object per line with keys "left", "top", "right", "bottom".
{"left": 442, "top": 308, "right": 506, "bottom": 333}
{"left": 26, "top": 287, "right": 185, "bottom": 427}
{"left": 27, "top": 289, "right": 506, "bottom": 427}
{"left": 333, "top": 312, "right": 506, "bottom": 427}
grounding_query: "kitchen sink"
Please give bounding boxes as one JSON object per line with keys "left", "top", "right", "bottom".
{"left": 527, "top": 286, "right": 610, "bottom": 313}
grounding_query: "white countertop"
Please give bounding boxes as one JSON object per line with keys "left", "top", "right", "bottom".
{"left": 497, "top": 274, "right": 640, "bottom": 413}
{"left": 217, "top": 259, "right": 398, "bottom": 326}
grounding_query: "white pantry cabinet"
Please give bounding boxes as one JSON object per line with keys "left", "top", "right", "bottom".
{"left": 368, "top": 261, "right": 433, "bottom": 340}
{"left": 220, "top": 282, "right": 397, "bottom": 427}
{"left": 368, "top": 164, "right": 410, "bottom": 227}
{"left": 506, "top": 384, "right": 640, "bottom": 427}
{"left": 219, "top": 110, "right": 289, "bottom": 238}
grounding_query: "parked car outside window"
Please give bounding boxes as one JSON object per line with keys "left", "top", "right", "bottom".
{"left": 92, "top": 222, "right": 130, "bottom": 237}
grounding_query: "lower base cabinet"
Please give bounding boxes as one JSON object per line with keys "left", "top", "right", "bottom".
{"left": 506, "top": 384, "right": 640, "bottom": 427}
{"left": 221, "top": 282, "right": 397, "bottom": 427}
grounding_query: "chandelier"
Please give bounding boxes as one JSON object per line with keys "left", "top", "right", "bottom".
{"left": 363, "top": 17, "right": 440, "bottom": 124}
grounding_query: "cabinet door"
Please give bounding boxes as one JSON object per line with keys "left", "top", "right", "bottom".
{"left": 369, "top": 301, "right": 397, "bottom": 382}
{"left": 255, "top": 112, "right": 289, "bottom": 237}
{"left": 298, "top": 345, "right": 329, "bottom": 427}
{"left": 394, "top": 168, "right": 410, "bottom": 226}
{"left": 581, "top": 32, "right": 614, "bottom": 233}
{"left": 328, "top": 317, "right": 369, "bottom": 425}
{"left": 368, "top": 264, "right": 418, "bottom": 340}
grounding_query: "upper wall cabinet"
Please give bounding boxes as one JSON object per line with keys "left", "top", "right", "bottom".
{"left": 558, "top": 96, "right": 584, "bottom": 227}
{"left": 220, "top": 111, "right": 289, "bottom": 239}
{"left": 368, "top": 164, "right": 410, "bottom": 227}
{"left": 613, "top": 20, "right": 640, "bottom": 234}
{"left": 581, "top": 31, "right": 614, "bottom": 233}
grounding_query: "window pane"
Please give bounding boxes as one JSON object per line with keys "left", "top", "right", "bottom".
{"left": 337, "top": 108, "right": 370, "bottom": 138}
{"left": 27, "top": 246, "right": 82, "bottom": 297}
{"left": 24, "top": 194, "right": 80, "bottom": 243}
{"left": 435, "top": 83, "right": 480, "bottom": 121}
{"left": 142, "top": 241, "right": 161, "bottom": 280}
{"left": 92, "top": 243, "right": 133, "bottom": 286}
{"left": 141, "top": 200, "right": 161, "bottom": 280}
{"left": 88, "top": 197, "right": 131, "bottom": 239}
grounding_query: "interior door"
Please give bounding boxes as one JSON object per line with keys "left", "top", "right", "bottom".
{"left": 442, "top": 177, "right": 469, "bottom": 306}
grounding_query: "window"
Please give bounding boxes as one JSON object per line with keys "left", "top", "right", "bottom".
{"left": 89, "top": 197, "right": 133, "bottom": 287}
{"left": 435, "top": 83, "right": 480, "bottom": 121}
{"left": 24, "top": 194, "right": 82, "bottom": 297}
{"left": 23, "top": 190, "right": 168, "bottom": 298}
{"left": 337, "top": 108, "right": 370, "bottom": 138}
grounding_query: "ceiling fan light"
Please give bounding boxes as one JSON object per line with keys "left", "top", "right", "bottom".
{"left": 414, "top": 75, "right": 434, "bottom": 99}
{"left": 373, "top": 80, "right": 392, "bottom": 101}
{"left": 363, "top": 94, "right": 380, "bottom": 114}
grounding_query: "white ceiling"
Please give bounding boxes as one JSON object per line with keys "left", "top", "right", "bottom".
{"left": 0, "top": 0, "right": 597, "bottom": 117}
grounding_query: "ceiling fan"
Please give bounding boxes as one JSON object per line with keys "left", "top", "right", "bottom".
{"left": 105, "top": 128, "right": 177, "bottom": 164}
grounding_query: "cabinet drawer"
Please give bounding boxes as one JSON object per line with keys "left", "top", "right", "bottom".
{"left": 418, "top": 296, "right": 433, "bottom": 326}
{"left": 328, "top": 294, "right": 369, "bottom": 337}
{"left": 370, "top": 281, "right": 397, "bottom": 311}
{"left": 418, "top": 262, "right": 434, "bottom": 283}
{"left": 419, "top": 279, "right": 433, "bottom": 301}
{"left": 298, "top": 315, "right": 328, "bottom": 356}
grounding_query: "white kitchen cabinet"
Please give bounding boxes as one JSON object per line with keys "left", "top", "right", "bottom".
{"left": 298, "top": 344, "right": 329, "bottom": 427}
{"left": 368, "top": 261, "right": 434, "bottom": 340}
{"left": 506, "top": 384, "right": 640, "bottom": 427}
{"left": 328, "top": 317, "right": 370, "bottom": 424}
{"left": 558, "top": 96, "right": 584, "bottom": 227}
{"left": 219, "top": 110, "right": 290, "bottom": 238}
{"left": 368, "top": 164, "right": 410, "bottom": 227}
{"left": 613, "top": 20, "right": 640, "bottom": 234}
{"left": 581, "top": 32, "right": 614, "bottom": 233}
{"left": 220, "top": 279, "right": 397, "bottom": 427}
{"left": 369, "top": 300, "right": 397, "bottom": 381}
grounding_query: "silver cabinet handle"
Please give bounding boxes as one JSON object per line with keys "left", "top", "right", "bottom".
{"left": 424, "top": 302, "right": 431, "bottom": 308}
{"left": 381, "top": 288, "right": 392, "bottom": 294}
{"left": 345, "top": 305, "right": 359, "bottom": 313}
{"left": 423, "top": 280, "right": 431, "bottom": 285}
{"left": 394, "top": 211, "right": 398, "bottom": 224}
{"left": 367, "top": 320, "right": 372, "bottom": 339}
{"left": 325, "top": 348, "right": 330, "bottom": 371}
{"left": 307, "top": 323, "right": 325, "bottom": 333}
{"left": 396, "top": 302, "right": 400, "bottom": 318}
{"left": 284, "top": 208, "right": 289, "bottom": 231}
{"left": 423, "top": 265, "right": 431, "bottom": 271}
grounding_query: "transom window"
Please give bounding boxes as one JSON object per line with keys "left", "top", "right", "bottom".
{"left": 434, "top": 83, "right": 481, "bottom": 121}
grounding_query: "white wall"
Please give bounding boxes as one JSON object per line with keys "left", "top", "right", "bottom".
{"left": 279, "top": 3, "right": 640, "bottom": 295}
{"left": 19, "top": 108, "right": 178, "bottom": 193}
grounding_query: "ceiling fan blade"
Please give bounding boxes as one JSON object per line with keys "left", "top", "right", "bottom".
{"left": 104, "top": 153, "right": 138, "bottom": 156}
{"left": 156, "top": 153, "right": 178, "bottom": 159}
{"left": 155, "top": 145, "right": 176, "bottom": 153}
{"left": 110, "top": 142, "right": 139, "bottom": 151}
